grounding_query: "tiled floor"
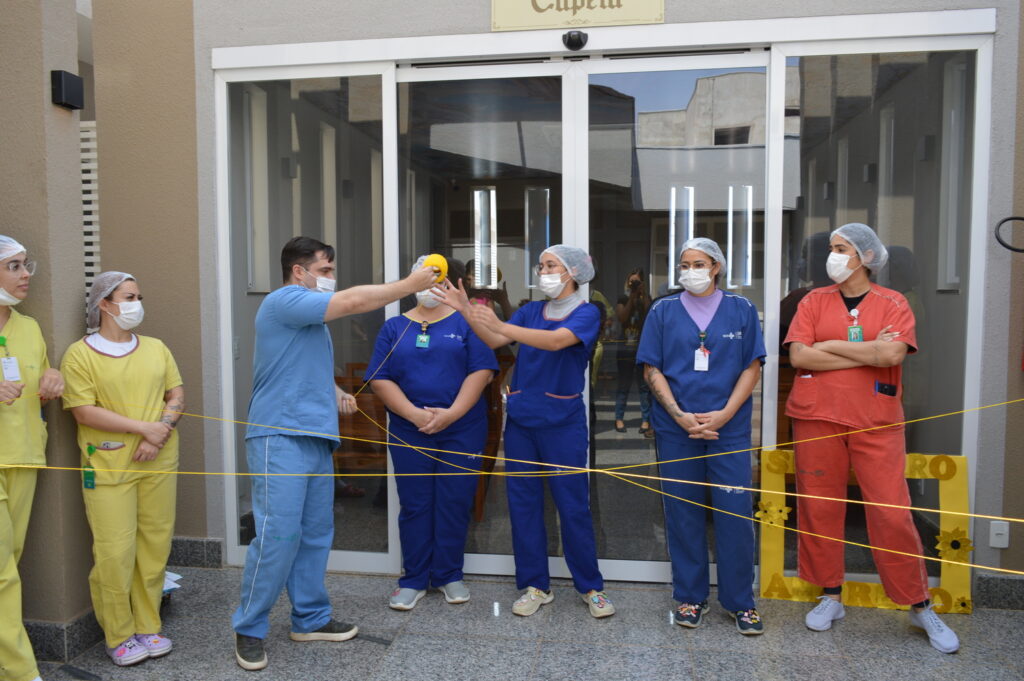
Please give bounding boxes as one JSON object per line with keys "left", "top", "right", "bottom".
{"left": 38, "top": 567, "right": 1024, "bottom": 681}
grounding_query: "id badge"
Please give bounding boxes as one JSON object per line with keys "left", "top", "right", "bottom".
{"left": 1, "top": 356, "right": 21, "bottom": 382}
{"left": 847, "top": 325, "right": 864, "bottom": 342}
{"left": 415, "top": 333, "right": 430, "bottom": 348}
{"left": 83, "top": 464, "right": 95, "bottom": 490}
{"left": 693, "top": 348, "right": 710, "bottom": 372}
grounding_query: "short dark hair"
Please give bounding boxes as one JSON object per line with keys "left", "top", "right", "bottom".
{"left": 281, "top": 236, "right": 335, "bottom": 283}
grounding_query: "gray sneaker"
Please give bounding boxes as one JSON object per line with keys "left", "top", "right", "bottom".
{"left": 441, "top": 580, "right": 470, "bottom": 604}
{"left": 909, "top": 604, "right": 960, "bottom": 653}
{"left": 389, "top": 587, "right": 426, "bottom": 611}
{"left": 805, "top": 596, "right": 844, "bottom": 631}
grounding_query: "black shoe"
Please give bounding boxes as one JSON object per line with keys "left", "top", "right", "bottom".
{"left": 289, "top": 619, "right": 359, "bottom": 642}
{"left": 235, "top": 633, "right": 267, "bottom": 671}
{"left": 614, "top": 423, "right": 627, "bottom": 433}
{"left": 733, "top": 608, "right": 765, "bottom": 635}
{"left": 673, "top": 601, "right": 708, "bottom": 628}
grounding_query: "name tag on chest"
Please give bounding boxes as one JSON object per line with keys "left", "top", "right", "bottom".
{"left": 1, "top": 357, "right": 21, "bottom": 382}
{"left": 693, "top": 348, "right": 709, "bottom": 372}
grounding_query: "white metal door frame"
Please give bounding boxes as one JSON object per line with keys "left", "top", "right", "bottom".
{"left": 213, "top": 24, "right": 994, "bottom": 582}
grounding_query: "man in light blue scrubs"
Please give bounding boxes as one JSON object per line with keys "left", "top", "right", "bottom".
{"left": 232, "top": 236, "right": 437, "bottom": 672}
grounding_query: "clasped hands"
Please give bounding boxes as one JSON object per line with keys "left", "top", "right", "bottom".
{"left": 135, "top": 420, "right": 173, "bottom": 462}
{"left": 676, "top": 409, "right": 730, "bottom": 440}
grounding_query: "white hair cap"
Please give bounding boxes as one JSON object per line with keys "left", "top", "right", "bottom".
{"left": 87, "top": 271, "right": 135, "bottom": 332}
{"left": 0, "top": 236, "right": 26, "bottom": 262}
{"left": 680, "top": 237, "right": 727, "bottom": 273}
{"left": 411, "top": 255, "right": 428, "bottom": 274}
{"left": 542, "top": 245, "right": 595, "bottom": 284}
{"left": 832, "top": 223, "right": 889, "bottom": 271}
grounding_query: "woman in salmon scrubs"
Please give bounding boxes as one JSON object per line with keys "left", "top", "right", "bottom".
{"left": 784, "top": 222, "right": 958, "bottom": 654}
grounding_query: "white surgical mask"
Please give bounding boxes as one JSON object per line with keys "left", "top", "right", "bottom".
{"left": 415, "top": 289, "right": 441, "bottom": 309}
{"left": 677, "top": 268, "right": 713, "bottom": 295}
{"left": 826, "top": 252, "right": 859, "bottom": 284}
{"left": 302, "top": 268, "right": 336, "bottom": 294}
{"left": 108, "top": 300, "right": 144, "bottom": 330}
{"left": 0, "top": 287, "right": 21, "bottom": 306}
{"left": 538, "top": 273, "right": 567, "bottom": 298}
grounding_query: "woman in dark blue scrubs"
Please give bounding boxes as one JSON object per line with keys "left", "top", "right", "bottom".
{"left": 365, "top": 257, "right": 497, "bottom": 611}
{"left": 436, "top": 245, "right": 615, "bottom": 620}
{"left": 637, "top": 238, "right": 766, "bottom": 635}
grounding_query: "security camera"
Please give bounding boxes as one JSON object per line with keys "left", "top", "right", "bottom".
{"left": 562, "top": 30, "right": 588, "bottom": 51}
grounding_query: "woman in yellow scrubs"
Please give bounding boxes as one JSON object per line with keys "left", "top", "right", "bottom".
{"left": 0, "top": 235, "right": 64, "bottom": 681}
{"left": 61, "top": 271, "right": 185, "bottom": 667}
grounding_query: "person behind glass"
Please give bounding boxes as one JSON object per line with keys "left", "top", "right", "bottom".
{"left": 365, "top": 256, "right": 497, "bottom": 611}
{"left": 59, "top": 272, "right": 183, "bottom": 667}
{"left": 0, "top": 236, "right": 64, "bottom": 681}
{"left": 613, "top": 268, "right": 652, "bottom": 436}
{"left": 435, "top": 245, "right": 614, "bottom": 619}
{"left": 231, "top": 237, "right": 438, "bottom": 672}
{"left": 785, "top": 223, "right": 959, "bottom": 653}
{"left": 637, "top": 238, "right": 766, "bottom": 636}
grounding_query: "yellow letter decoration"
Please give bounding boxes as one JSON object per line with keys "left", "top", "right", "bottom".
{"left": 758, "top": 450, "right": 972, "bottom": 614}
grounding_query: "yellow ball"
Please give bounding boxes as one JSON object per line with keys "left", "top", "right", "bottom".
{"left": 423, "top": 253, "right": 448, "bottom": 284}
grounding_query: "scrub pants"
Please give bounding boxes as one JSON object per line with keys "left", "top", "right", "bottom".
{"left": 83, "top": 469, "right": 177, "bottom": 648}
{"left": 656, "top": 432, "right": 756, "bottom": 611}
{"left": 504, "top": 418, "right": 603, "bottom": 594}
{"left": 390, "top": 423, "right": 486, "bottom": 589}
{"left": 232, "top": 435, "right": 335, "bottom": 639}
{"left": 0, "top": 467, "right": 39, "bottom": 681}
{"left": 793, "top": 419, "right": 929, "bottom": 605}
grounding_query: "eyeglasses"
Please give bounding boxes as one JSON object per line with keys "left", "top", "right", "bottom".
{"left": 676, "top": 261, "right": 713, "bottom": 272}
{"left": 3, "top": 260, "right": 36, "bottom": 275}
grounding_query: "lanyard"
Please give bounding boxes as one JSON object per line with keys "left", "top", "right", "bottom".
{"left": 698, "top": 330, "right": 708, "bottom": 354}
{"left": 0, "top": 336, "right": 8, "bottom": 358}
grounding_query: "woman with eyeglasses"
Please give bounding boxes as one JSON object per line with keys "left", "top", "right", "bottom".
{"left": 0, "top": 235, "right": 64, "bottom": 681}
{"left": 637, "top": 237, "right": 766, "bottom": 636}
{"left": 60, "top": 271, "right": 185, "bottom": 667}
{"left": 435, "top": 245, "right": 614, "bottom": 620}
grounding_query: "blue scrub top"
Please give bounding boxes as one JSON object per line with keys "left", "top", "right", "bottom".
{"left": 364, "top": 310, "right": 498, "bottom": 434}
{"left": 636, "top": 292, "right": 766, "bottom": 439}
{"left": 504, "top": 301, "right": 599, "bottom": 428}
{"left": 246, "top": 285, "right": 339, "bottom": 442}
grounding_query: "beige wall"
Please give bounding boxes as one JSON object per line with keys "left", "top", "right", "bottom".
{"left": 92, "top": 1, "right": 206, "bottom": 536}
{"left": 0, "top": 0, "right": 93, "bottom": 622}
{"left": 1003, "top": 5, "right": 1024, "bottom": 571}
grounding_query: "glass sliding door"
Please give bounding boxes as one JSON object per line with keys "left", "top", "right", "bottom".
{"left": 584, "top": 59, "right": 769, "bottom": 577}
{"left": 395, "top": 68, "right": 566, "bottom": 568}
{"left": 227, "top": 74, "right": 390, "bottom": 565}
{"left": 776, "top": 50, "right": 976, "bottom": 580}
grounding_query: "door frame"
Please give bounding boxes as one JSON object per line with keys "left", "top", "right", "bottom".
{"left": 212, "top": 15, "right": 995, "bottom": 582}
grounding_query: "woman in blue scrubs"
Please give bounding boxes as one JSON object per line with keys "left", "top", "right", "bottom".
{"left": 366, "top": 257, "right": 497, "bottom": 611}
{"left": 637, "top": 238, "right": 766, "bottom": 635}
{"left": 437, "top": 245, "right": 615, "bottom": 619}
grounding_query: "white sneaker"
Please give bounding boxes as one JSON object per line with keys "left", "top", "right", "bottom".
{"left": 908, "top": 604, "right": 960, "bottom": 653}
{"left": 512, "top": 586, "right": 554, "bottom": 616}
{"left": 805, "top": 596, "right": 845, "bottom": 631}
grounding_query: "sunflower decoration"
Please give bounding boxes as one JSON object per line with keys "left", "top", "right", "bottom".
{"left": 951, "top": 595, "right": 973, "bottom": 614}
{"left": 755, "top": 500, "right": 791, "bottom": 527}
{"left": 934, "top": 528, "right": 974, "bottom": 563}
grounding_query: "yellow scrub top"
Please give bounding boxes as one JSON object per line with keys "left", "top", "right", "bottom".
{"left": 0, "top": 309, "right": 49, "bottom": 465}
{"left": 61, "top": 335, "right": 183, "bottom": 485}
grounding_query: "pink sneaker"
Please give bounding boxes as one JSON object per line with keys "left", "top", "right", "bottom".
{"left": 135, "top": 633, "right": 173, "bottom": 658}
{"left": 107, "top": 636, "right": 149, "bottom": 666}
